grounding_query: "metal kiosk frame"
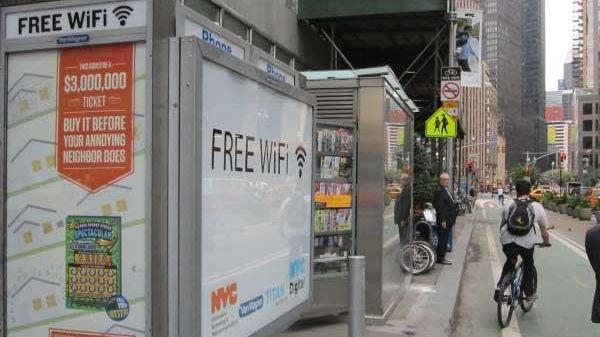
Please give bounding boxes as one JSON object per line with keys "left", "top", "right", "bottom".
{"left": 304, "top": 68, "right": 416, "bottom": 324}
{"left": 167, "top": 35, "right": 316, "bottom": 337}
{"left": 0, "top": 0, "right": 152, "bottom": 336}
{"left": 0, "top": 0, "right": 316, "bottom": 336}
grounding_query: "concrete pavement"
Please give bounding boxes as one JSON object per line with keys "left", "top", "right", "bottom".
{"left": 277, "top": 211, "right": 476, "bottom": 337}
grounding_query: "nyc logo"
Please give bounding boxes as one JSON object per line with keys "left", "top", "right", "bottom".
{"left": 211, "top": 282, "right": 238, "bottom": 314}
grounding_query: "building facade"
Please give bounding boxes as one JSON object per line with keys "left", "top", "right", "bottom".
{"left": 573, "top": 90, "right": 600, "bottom": 182}
{"left": 547, "top": 121, "right": 573, "bottom": 169}
{"left": 484, "top": 0, "right": 546, "bottom": 169}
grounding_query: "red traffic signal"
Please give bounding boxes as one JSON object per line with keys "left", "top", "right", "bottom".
{"left": 560, "top": 152, "right": 567, "bottom": 162}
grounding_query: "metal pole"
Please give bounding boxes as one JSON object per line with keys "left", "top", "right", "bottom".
{"left": 349, "top": 256, "right": 366, "bottom": 337}
{"left": 447, "top": 0, "right": 457, "bottom": 189}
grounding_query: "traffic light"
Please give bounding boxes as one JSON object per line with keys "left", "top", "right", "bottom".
{"left": 560, "top": 152, "right": 566, "bottom": 163}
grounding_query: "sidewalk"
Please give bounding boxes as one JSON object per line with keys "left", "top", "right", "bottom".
{"left": 276, "top": 212, "right": 476, "bottom": 337}
{"left": 545, "top": 208, "right": 597, "bottom": 249}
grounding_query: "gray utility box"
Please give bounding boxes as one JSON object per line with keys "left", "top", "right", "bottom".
{"left": 304, "top": 67, "right": 417, "bottom": 324}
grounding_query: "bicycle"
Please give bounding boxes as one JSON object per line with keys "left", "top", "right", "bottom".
{"left": 496, "top": 242, "right": 551, "bottom": 328}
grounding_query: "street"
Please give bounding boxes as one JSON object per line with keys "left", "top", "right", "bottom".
{"left": 453, "top": 197, "right": 598, "bottom": 336}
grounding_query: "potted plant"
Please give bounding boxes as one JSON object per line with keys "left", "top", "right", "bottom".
{"left": 568, "top": 196, "right": 580, "bottom": 217}
{"left": 384, "top": 191, "right": 392, "bottom": 206}
{"left": 548, "top": 193, "right": 558, "bottom": 212}
{"left": 557, "top": 195, "right": 569, "bottom": 214}
{"left": 541, "top": 192, "right": 552, "bottom": 210}
{"left": 593, "top": 204, "right": 600, "bottom": 224}
{"left": 579, "top": 199, "right": 593, "bottom": 221}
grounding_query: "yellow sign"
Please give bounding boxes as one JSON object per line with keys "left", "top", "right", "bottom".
{"left": 442, "top": 101, "right": 459, "bottom": 109}
{"left": 315, "top": 194, "right": 352, "bottom": 208}
{"left": 547, "top": 126, "right": 556, "bottom": 144}
{"left": 425, "top": 108, "right": 457, "bottom": 138}
{"left": 396, "top": 127, "right": 405, "bottom": 146}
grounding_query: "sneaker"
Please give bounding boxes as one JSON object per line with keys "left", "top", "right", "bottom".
{"left": 437, "top": 258, "right": 452, "bottom": 265}
{"left": 494, "top": 288, "right": 501, "bottom": 303}
{"left": 526, "top": 293, "right": 538, "bottom": 302}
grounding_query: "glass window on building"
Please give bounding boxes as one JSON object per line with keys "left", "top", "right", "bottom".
{"left": 583, "top": 103, "right": 593, "bottom": 115}
{"left": 584, "top": 120, "right": 593, "bottom": 132}
{"left": 275, "top": 46, "right": 293, "bottom": 65}
{"left": 583, "top": 136, "right": 593, "bottom": 149}
{"left": 252, "top": 30, "right": 272, "bottom": 54}
{"left": 186, "top": 0, "right": 220, "bottom": 23}
{"left": 222, "top": 11, "right": 247, "bottom": 40}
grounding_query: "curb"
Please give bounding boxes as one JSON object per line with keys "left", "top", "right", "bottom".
{"left": 415, "top": 209, "right": 476, "bottom": 337}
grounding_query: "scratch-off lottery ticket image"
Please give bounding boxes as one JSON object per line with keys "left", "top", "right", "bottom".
{"left": 65, "top": 216, "right": 121, "bottom": 310}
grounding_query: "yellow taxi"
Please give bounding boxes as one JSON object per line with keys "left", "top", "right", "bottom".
{"left": 530, "top": 187, "right": 554, "bottom": 202}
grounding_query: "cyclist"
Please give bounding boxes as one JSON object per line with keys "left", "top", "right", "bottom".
{"left": 494, "top": 180, "right": 550, "bottom": 303}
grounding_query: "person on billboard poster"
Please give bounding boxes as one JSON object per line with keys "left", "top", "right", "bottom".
{"left": 456, "top": 25, "right": 480, "bottom": 72}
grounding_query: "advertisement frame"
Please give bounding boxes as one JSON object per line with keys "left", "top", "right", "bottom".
{"left": 175, "top": 36, "right": 315, "bottom": 337}
{"left": 0, "top": 0, "right": 152, "bottom": 336}
{"left": 455, "top": 9, "right": 483, "bottom": 88}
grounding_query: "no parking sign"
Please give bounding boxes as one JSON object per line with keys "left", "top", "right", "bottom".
{"left": 440, "top": 67, "right": 462, "bottom": 102}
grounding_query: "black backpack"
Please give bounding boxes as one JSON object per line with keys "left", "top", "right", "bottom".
{"left": 506, "top": 198, "right": 535, "bottom": 236}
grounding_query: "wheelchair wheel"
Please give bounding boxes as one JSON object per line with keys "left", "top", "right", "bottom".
{"left": 414, "top": 240, "right": 437, "bottom": 270}
{"left": 399, "top": 242, "right": 434, "bottom": 275}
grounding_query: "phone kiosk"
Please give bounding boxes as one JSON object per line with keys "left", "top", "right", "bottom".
{"left": 1, "top": 1, "right": 315, "bottom": 337}
{"left": 303, "top": 67, "right": 416, "bottom": 323}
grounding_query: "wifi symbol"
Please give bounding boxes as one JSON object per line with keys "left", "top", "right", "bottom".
{"left": 113, "top": 5, "right": 134, "bottom": 26}
{"left": 295, "top": 146, "right": 307, "bottom": 178}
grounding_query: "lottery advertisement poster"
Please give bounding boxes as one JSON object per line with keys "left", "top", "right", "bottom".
{"left": 65, "top": 216, "right": 121, "bottom": 310}
{"left": 57, "top": 43, "right": 134, "bottom": 193}
{"left": 6, "top": 42, "right": 147, "bottom": 336}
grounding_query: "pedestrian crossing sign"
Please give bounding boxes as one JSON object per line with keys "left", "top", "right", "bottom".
{"left": 425, "top": 108, "right": 457, "bottom": 138}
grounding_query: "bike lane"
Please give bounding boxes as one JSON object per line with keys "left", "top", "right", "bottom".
{"left": 453, "top": 198, "right": 599, "bottom": 337}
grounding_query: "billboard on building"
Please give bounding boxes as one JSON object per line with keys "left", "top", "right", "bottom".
{"left": 548, "top": 126, "right": 556, "bottom": 144}
{"left": 545, "top": 106, "right": 564, "bottom": 121}
{"left": 456, "top": 10, "right": 483, "bottom": 87}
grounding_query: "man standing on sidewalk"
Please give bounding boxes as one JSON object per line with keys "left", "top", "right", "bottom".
{"left": 433, "top": 172, "right": 457, "bottom": 265}
{"left": 394, "top": 174, "right": 412, "bottom": 245}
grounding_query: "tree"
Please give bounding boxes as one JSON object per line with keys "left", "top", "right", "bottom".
{"left": 509, "top": 164, "right": 541, "bottom": 186}
{"left": 413, "top": 139, "right": 438, "bottom": 207}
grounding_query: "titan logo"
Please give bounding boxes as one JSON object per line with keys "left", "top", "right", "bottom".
{"left": 211, "top": 283, "right": 238, "bottom": 314}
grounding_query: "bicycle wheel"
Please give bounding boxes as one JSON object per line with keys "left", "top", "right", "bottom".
{"left": 519, "top": 268, "right": 537, "bottom": 313}
{"left": 497, "top": 281, "right": 515, "bottom": 328}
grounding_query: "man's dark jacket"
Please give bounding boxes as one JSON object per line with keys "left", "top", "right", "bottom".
{"left": 433, "top": 184, "right": 456, "bottom": 223}
{"left": 585, "top": 225, "right": 600, "bottom": 323}
{"left": 394, "top": 185, "right": 411, "bottom": 225}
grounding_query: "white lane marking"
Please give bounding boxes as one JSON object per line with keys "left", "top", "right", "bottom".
{"left": 549, "top": 230, "right": 589, "bottom": 261}
{"left": 485, "top": 217, "right": 523, "bottom": 337}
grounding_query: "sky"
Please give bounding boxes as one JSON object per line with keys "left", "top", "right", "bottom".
{"left": 545, "top": 0, "right": 574, "bottom": 91}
